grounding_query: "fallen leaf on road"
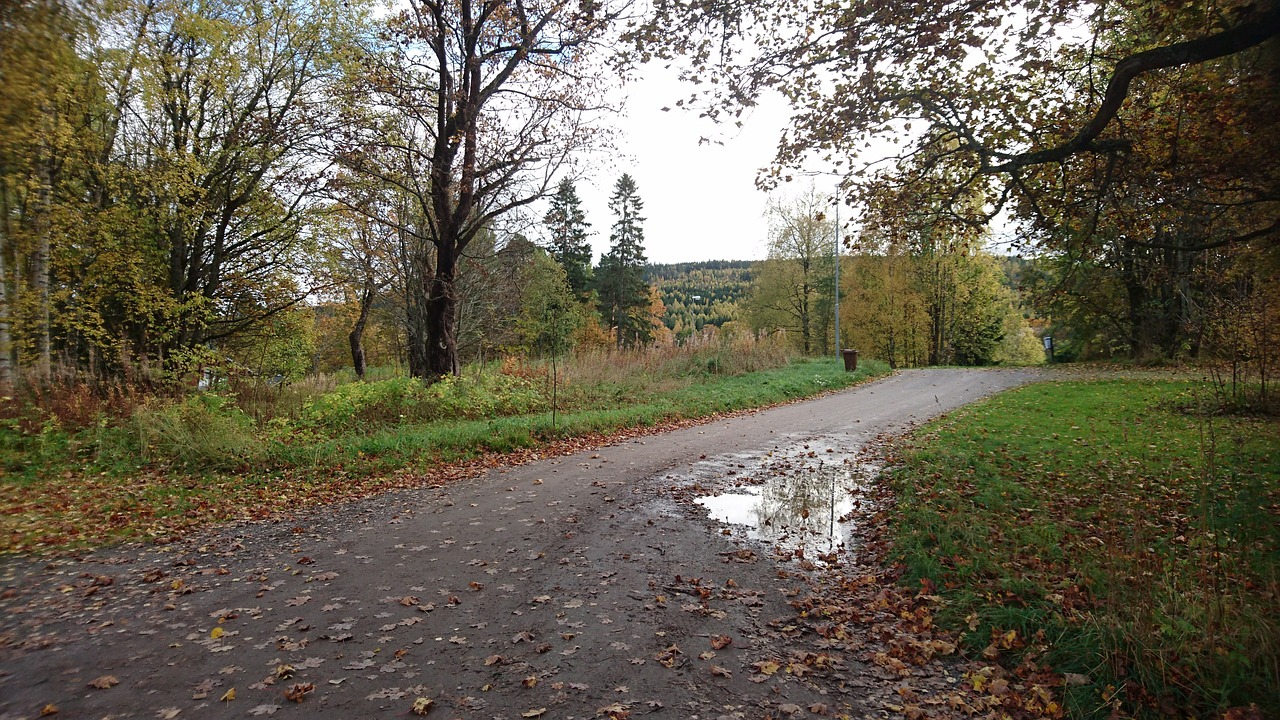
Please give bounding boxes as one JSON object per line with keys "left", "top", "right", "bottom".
{"left": 522, "top": 675, "right": 538, "bottom": 688}
{"left": 219, "top": 688, "right": 236, "bottom": 702}
{"left": 88, "top": 675, "right": 119, "bottom": 689}
{"left": 752, "top": 660, "right": 781, "bottom": 675}
{"left": 411, "top": 697, "right": 434, "bottom": 715}
{"left": 39, "top": 705, "right": 58, "bottom": 717}
{"left": 710, "top": 635, "right": 732, "bottom": 650}
{"left": 710, "top": 665, "right": 731, "bottom": 678}
{"left": 156, "top": 709, "right": 180, "bottom": 719}
{"left": 521, "top": 709, "right": 546, "bottom": 718}
{"left": 248, "top": 705, "right": 279, "bottom": 716}
{"left": 284, "top": 683, "right": 314, "bottom": 703}
{"left": 655, "top": 645, "right": 682, "bottom": 668}
{"left": 484, "top": 655, "right": 503, "bottom": 666}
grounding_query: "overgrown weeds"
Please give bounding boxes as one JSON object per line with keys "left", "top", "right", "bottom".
{"left": 888, "top": 379, "right": 1279, "bottom": 717}
{"left": 0, "top": 341, "right": 889, "bottom": 553}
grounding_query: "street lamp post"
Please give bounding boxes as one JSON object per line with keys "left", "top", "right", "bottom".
{"left": 833, "top": 194, "right": 840, "bottom": 357}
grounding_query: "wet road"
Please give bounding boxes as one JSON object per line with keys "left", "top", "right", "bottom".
{"left": 0, "top": 368, "right": 1040, "bottom": 720}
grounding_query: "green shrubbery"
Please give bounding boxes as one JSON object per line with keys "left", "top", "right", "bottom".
{"left": 300, "top": 373, "right": 546, "bottom": 432}
{"left": 132, "top": 393, "right": 261, "bottom": 469}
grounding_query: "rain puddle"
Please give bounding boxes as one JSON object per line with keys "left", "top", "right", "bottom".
{"left": 688, "top": 437, "right": 880, "bottom": 553}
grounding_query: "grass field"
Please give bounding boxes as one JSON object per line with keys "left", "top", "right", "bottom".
{"left": 0, "top": 351, "right": 889, "bottom": 554}
{"left": 888, "top": 379, "right": 1279, "bottom": 717}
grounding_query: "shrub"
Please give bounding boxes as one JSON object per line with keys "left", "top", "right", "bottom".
{"left": 132, "top": 393, "right": 260, "bottom": 469}
{"left": 300, "top": 372, "right": 547, "bottom": 432}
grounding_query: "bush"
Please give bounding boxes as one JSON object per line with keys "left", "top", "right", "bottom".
{"left": 132, "top": 393, "right": 260, "bottom": 469}
{"left": 300, "top": 372, "right": 546, "bottom": 432}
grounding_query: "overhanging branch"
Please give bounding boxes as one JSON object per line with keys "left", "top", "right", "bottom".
{"left": 984, "top": 5, "right": 1280, "bottom": 174}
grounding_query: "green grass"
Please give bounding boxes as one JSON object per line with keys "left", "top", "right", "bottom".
{"left": 888, "top": 379, "right": 1279, "bottom": 717}
{"left": 0, "top": 355, "right": 889, "bottom": 553}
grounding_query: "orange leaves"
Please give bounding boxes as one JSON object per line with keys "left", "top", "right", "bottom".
{"left": 283, "top": 682, "right": 314, "bottom": 703}
{"left": 709, "top": 634, "right": 732, "bottom": 650}
{"left": 654, "top": 644, "right": 682, "bottom": 669}
{"left": 87, "top": 675, "right": 119, "bottom": 689}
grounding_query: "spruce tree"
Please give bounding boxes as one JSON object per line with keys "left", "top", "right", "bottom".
{"left": 542, "top": 179, "right": 593, "bottom": 301}
{"left": 595, "top": 174, "right": 651, "bottom": 348}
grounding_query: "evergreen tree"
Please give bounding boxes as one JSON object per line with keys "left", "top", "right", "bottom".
{"left": 596, "top": 174, "right": 650, "bottom": 348}
{"left": 542, "top": 178, "right": 593, "bottom": 301}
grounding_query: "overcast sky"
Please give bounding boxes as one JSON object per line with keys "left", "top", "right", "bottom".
{"left": 558, "top": 67, "right": 805, "bottom": 265}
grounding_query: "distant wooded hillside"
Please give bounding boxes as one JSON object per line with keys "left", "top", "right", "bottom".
{"left": 645, "top": 261, "right": 753, "bottom": 340}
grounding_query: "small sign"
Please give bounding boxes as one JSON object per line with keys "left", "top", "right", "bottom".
{"left": 1043, "top": 336, "right": 1053, "bottom": 350}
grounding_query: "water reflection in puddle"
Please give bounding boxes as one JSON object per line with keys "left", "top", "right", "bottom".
{"left": 691, "top": 439, "right": 879, "bottom": 552}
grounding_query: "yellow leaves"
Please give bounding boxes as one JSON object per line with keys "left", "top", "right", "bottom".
{"left": 751, "top": 659, "right": 781, "bottom": 675}
{"left": 968, "top": 670, "right": 989, "bottom": 692}
{"left": 39, "top": 704, "right": 58, "bottom": 716}
{"left": 521, "top": 709, "right": 546, "bottom": 718}
{"left": 521, "top": 675, "right": 538, "bottom": 688}
{"left": 997, "top": 629, "right": 1019, "bottom": 649}
{"left": 596, "top": 703, "right": 630, "bottom": 719}
{"left": 209, "top": 626, "right": 225, "bottom": 640}
{"left": 411, "top": 697, "right": 434, "bottom": 715}
{"left": 219, "top": 688, "right": 236, "bottom": 702}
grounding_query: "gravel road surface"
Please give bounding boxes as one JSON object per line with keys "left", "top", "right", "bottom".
{"left": 0, "top": 368, "right": 1041, "bottom": 720}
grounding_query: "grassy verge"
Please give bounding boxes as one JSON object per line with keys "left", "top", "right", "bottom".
{"left": 888, "top": 378, "right": 1278, "bottom": 717}
{"left": 1, "top": 356, "right": 889, "bottom": 554}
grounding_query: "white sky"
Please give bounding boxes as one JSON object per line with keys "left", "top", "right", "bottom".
{"left": 565, "top": 67, "right": 798, "bottom": 265}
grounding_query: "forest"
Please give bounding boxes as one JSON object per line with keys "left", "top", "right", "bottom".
{"left": 1, "top": 1, "right": 1274, "bottom": 400}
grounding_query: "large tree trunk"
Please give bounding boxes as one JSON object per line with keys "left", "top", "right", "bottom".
{"left": 349, "top": 284, "right": 373, "bottom": 379}
{"left": 0, "top": 187, "right": 13, "bottom": 391}
{"left": 32, "top": 160, "right": 53, "bottom": 383}
{"left": 405, "top": 254, "right": 432, "bottom": 379}
{"left": 425, "top": 242, "right": 459, "bottom": 378}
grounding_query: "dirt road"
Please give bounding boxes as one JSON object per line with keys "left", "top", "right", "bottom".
{"left": 0, "top": 368, "right": 1040, "bottom": 720}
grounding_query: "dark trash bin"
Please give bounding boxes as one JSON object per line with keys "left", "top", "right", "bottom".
{"left": 841, "top": 348, "right": 858, "bottom": 372}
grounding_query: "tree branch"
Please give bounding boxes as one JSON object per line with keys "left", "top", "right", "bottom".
{"left": 985, "top": 5, "right": 1280, "bottom": 173}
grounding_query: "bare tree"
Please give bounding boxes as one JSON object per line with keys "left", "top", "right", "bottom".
{"left": 335, "top": 0, "right": 622, "bottom": 379}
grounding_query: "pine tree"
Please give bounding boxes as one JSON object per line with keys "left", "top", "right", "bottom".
{"left": 595, "top": 174, "right": 651, "bottom": 348}
{"left": 543, "top": 178, "right": 593, "bottom": 301}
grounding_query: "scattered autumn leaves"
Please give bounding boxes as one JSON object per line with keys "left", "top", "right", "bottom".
{"left": 1, "top": 405, "right": 791, "bottom": 555}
